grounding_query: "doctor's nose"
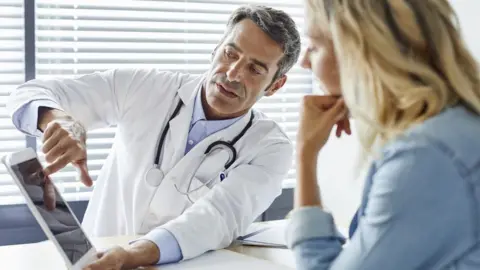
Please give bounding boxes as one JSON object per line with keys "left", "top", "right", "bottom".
{"left": 226, "top": 62, "right": 244, "bottom": 82}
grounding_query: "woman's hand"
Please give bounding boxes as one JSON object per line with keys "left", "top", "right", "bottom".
{"left": 297, "top": 95, "right": 350, "bottom": 156}
{"left": 295, "top": 95, "right": 350, "bottom": 208}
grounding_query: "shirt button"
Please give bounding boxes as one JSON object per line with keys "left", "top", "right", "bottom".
{"left": 188, "top": 140, "right": 194, "bottom": 145}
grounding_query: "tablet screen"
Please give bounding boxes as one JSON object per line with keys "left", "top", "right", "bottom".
{"left": 10, "top": 157, "right": 93, "bottom": 265}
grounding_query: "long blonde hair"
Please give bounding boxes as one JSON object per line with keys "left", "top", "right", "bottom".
{"left": 306, "top": 0, "right": 480, "bottom": 156}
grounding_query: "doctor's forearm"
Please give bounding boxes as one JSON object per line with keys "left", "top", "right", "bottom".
{"left": 123, "top": 240, "right": 161, "bottom": 268}
{"left": 295, "top": 148, "right": 322, "bottom": 208}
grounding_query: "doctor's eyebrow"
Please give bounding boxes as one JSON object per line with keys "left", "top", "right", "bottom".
{"left": 226, "top": 42, "right": 269, "bottom": 72}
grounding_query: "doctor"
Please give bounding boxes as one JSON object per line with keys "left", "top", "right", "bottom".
{"left": 8, "top": 5, "right": 301, "bottom": 269}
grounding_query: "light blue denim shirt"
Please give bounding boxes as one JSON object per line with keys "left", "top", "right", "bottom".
{"left": 12, "top": 88, "right": 243, "bottom": 265}
{"left": 286, "top": 105, "right": 480, "bottom": 270}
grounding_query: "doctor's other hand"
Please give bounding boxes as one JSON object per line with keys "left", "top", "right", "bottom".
{"left": 39, "top": 112, "right": 93, "bottom": 187}
{"left": 297, "top": 95, "right": 350, "bottom": 156}
{"left": 83, "top": 246, "right": 129, "bottom": 270}
{"left": 84, "top": 241, "right": 161, "bottom": 270}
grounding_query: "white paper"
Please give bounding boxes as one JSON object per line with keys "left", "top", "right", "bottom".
{"left": 237, "top": 220, "right": 287, "bottom": 248}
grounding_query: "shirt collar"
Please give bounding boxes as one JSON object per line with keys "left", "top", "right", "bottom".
{"left": 191, "top": 86, "right": 245, "bottom": 134}
{"left": 192, "top": 87, "right": 207, "bottom": 125}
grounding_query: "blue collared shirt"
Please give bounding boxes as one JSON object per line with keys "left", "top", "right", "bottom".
{"left": 12, "top": 88, "right": 244, "bottom": 265}
{"left": 184, "top": 88, "right": 243, "bottom": 154}
{"left": 285, "top": 105, "right": 480, "bottom": 270}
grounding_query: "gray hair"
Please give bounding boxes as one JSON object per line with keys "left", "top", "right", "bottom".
{"left": 224, "top": 5, "right": 301, "bottom": 78}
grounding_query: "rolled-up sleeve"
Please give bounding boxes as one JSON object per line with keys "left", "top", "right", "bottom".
{"left": 286, "top": 207, "right": 345, "bottom": 248}
{"left": 11, "top": 100, "right": 63, "bottom": 137}
{"left": 286, "top": 207, "right": 346, "bottom": 270}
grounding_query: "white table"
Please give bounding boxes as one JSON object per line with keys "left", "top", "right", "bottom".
{"left": 0, "top": 235, "right": 295, "bottom": 269}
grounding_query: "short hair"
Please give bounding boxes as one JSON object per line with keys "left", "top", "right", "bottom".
{"left": 225, "top": 5, "right": 302, "bottom": 78}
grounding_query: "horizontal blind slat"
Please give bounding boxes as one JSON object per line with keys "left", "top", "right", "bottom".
{"left": 0, "top": 0, "right": 26, "bottom": 206}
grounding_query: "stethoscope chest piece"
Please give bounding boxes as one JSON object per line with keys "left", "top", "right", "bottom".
{"left": 145, "top": 166, "right": 165, "bottom": 187}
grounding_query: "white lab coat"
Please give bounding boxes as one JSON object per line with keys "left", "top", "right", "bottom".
{"left": 7, "top": 68, "right": 293, "bottom": 260}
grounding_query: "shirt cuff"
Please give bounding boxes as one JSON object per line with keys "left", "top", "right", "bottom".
{"left": 137, "top": 228, "right": 183, "bottom": 265}
{"left": 11, "top": 99, "right": 63, "bottom": 137}
{"left": 285, "top": 206, "right": 346, "bottom": 249}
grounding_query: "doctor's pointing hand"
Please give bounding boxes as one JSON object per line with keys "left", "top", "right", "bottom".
{"left": 39, "top": 114, "right": 93, "bottom": 187}
{"left": 8, "top": 5, "right": 302, "bottom": 270}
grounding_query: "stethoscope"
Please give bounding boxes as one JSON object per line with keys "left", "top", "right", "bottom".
{"left": 144, "top": 98, "right": 254, "bottom": 197}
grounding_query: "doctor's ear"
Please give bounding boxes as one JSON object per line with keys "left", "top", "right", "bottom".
{"left": 265, "top": 75, "right": 287, "bottom": 97}
{"left": 211, "top": 47, "right": 219, "bottom": 62}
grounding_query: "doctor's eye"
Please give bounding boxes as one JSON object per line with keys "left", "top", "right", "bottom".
{"left": 224, "top": 49, "right": 237, "bottom": 60}
{"left": 249, "top": 65, "right": 261, "bottom": 75}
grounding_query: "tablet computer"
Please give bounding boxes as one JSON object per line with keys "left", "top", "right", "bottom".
{"left": 1, "top": 147, "right": 97, "bottom": 270}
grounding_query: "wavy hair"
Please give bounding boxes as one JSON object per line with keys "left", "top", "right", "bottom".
{"left": 305, "top": 0, "right": 480, "bottom": 156}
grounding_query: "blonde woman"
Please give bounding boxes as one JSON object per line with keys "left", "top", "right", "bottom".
{"left": 287, "top": 0, "right": 480, "bottom": 269}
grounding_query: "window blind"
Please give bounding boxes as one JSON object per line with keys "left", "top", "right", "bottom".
{"left": 0, "top": 0, "right": 28, "bottom": 205}
{"left": 0, "top": 0, "right": 310, "bottom": 204}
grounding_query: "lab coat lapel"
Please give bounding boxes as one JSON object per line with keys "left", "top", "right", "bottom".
{"left": 166, "top": 108, "right": 254, "bottom": 182}
{"left": 162, "top": 76, "right": 203, "bottom": 171}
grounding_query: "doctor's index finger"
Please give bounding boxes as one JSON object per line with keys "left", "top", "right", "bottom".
{"left": 74, "top": 161, "right": 93, "bottom": 187}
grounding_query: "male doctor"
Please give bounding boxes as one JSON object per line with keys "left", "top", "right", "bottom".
{"left": 8, "top": 5, "right": 301, "bottom": 269}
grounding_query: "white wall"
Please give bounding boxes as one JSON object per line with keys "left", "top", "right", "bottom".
{"left": 317, "top": 0, "right": 479, "bottom": 228}
{"left": 317, "top": 125, "right": 364, "bottom": 228}
{"left": 450, "top": 0, "right": 480, "bottom": 60}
